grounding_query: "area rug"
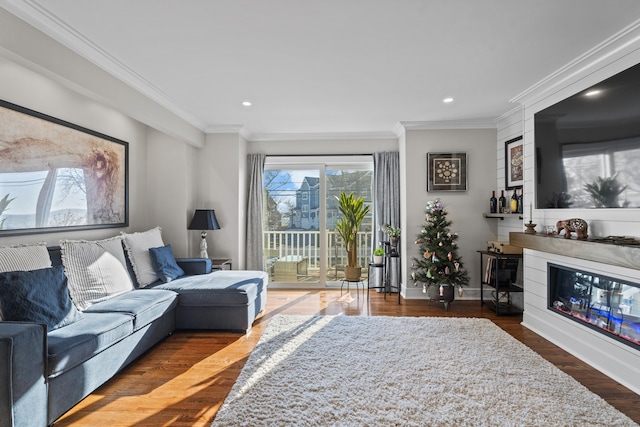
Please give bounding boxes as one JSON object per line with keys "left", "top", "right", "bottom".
{"left": 212, "top": 315, "right": 637, "bottom": 427}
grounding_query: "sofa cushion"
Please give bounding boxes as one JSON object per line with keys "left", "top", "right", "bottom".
{"left": 84, "top": 289, "right": 178, "bottom": 331}
{"left": 0, "top": 243, "right": 52, "bottom": 273}
{"left": 0, "top": 266, "right": 83, "bottom": 331}
{"left": 47, "top": 312, "right": 134, "bottom": 377}
{"left": 60, "top": 236, "right": 134, "bottom": 310}
{"left": 122, "top": 227, "right": 165, "bottom": 287}
{"left": 149, "top": 245, "right": 184, "bottom": 283}
{"left": 151, "top": 270, "right": 267, "bottom": 306}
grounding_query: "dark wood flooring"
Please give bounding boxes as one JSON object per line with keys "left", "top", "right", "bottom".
{"left": 55, "top": 289, "right": 640, "bottom": 426}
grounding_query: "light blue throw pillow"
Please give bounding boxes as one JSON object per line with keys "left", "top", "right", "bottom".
{"left": 149, "top": 244, "right": 185, "bottom": 283}
{"left": 0, "top": 265, "right": 83, "bottom": 331}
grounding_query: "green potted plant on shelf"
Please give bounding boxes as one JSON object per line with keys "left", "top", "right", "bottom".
{"left": 384, "top": 224, "right": 401, "bottom": 248}
{"left": 373, "top": 247, "right": 384, "bottom": 264}
{"left": 335, "top": 191, "right": 370, "bottom": 280}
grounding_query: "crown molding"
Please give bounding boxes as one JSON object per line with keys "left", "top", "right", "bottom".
{"left": 0, "top": 0, "right": 209, "bottom": 131}
{"left": 247, "top": 131, "right": 398, "bottom": 142}
{"left": 398, "top": 120, "right": 497, "bottom": 131}
{"left": 494, "top": 105, "right": 523, "bottom": 123}
{"left": 205, "top": 124, "right": 253, "bottom": 141}
{"left": 511, "top": 18, "right": 640, "bottom": 107}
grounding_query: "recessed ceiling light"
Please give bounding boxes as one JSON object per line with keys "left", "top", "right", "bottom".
{"left": 242, "top": 101, "right": 252, "bottom": 107}
{"left": 443, "top": 97, "right": 454, "bottom": 103}
{"left": 585, "top": 90, "right": 601, "bottom": 97}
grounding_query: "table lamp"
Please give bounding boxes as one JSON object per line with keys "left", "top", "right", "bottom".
{"left": 188, "top": 209, "right": 221, "bottom": 258}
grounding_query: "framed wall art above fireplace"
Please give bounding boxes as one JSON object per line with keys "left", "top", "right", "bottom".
{"left": 0, "top": 100, "right": 129, "bottom": 236}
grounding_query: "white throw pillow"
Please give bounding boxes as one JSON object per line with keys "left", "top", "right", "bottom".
{"left": 0, "top": 243, "right": 52, "bottom": 273}
{"left": 121, "top": 227, "right": 165, "bottom": 287}
{"left": 60, "top": 236, "right": 134, "bottom": 310}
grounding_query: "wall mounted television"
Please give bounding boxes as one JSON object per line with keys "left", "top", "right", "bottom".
{"left": 534, "top": 62, "right": 640, "bottom": 209}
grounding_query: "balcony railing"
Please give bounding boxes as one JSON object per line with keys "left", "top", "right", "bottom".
{"left": 263, "top": 230, "right": 373, "bottom": 281}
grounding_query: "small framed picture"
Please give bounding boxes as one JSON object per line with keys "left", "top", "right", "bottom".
{"left": 427, "top": 152, "right": 467, "bottom": 192}
{"left": 505, "top": 136, "right": 524, "bottom": 189}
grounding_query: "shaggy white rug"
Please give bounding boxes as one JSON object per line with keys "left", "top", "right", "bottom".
{"left": 212, "top": 315, "right": 637, "bottom": 427}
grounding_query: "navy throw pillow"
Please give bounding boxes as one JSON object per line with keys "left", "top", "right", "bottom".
{"left": 149, "top": 244, "right": 185, "bottom": 283}
{"left": 0, "top": 265, "right": 83, "bottom": 331}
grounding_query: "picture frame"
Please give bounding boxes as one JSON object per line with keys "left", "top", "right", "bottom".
{"left": 505, "top": 136, "right": 524, "bottom": 189}
{"left": 0, "top": 100, "right": 129, "bottom": 236}
{"left": 427, "top": 152, "right": 468, "bottom": 192}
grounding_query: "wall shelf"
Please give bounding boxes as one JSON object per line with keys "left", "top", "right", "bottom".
{"left": 483, "top": 213, "right": 523, "bottom": 220}
{"left": 509, "top": 232, "right": 640, "bottom": 271}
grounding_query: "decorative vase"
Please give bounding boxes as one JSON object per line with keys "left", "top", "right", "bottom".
{"left": 427, "top": 284, "right": 455, "bottom": 310}
{"left": 344, "top": 266, "right": 362, "bottom": 281}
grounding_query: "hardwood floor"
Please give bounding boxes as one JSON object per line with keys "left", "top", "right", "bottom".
{"left": 55, "top": 289, "right": 640, "bottom": 426}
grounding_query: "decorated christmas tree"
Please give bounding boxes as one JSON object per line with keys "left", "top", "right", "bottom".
{"left": 411, "top": 199, "right": 469, "bottom": 299}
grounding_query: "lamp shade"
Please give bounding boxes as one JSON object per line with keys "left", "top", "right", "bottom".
{"left": 188, "top": 209, "right": 221, "bottom": 230}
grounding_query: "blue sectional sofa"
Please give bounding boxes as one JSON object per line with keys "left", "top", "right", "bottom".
{"left": 0, "top": 238, "right": 268, "bottom": 427}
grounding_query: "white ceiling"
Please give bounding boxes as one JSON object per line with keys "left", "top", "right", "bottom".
{"left": 4, "top": 0, "right": 640, "bottom": 138}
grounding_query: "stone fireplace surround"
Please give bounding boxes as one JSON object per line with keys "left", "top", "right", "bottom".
{"left": 510, "top": 232, "right": 640, "bottom": 395}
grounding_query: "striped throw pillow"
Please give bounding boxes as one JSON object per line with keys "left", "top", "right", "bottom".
{"left": 122, "top": 227, "right": 165, "bottom": 287}
{"left": 0, "top": 243, "right": 52, "bottom": 273}
{"left": 60, "top": 236, "right": 134, "bottom": 310}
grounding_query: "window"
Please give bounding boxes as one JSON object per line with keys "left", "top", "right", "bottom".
{"left": 263, "top": 156, "right": 373, "bottom": 286}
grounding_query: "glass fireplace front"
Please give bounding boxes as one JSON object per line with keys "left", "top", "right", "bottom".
{"left": 548, "top": 263, "right": 640, "bottom": 350}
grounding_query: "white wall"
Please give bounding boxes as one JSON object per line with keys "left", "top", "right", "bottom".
{"left": 146, "top": 128, "right": 197, "bottom": 257}
{"left": 401, "top": 128, "right": 497, "bottom": 299}
{"left": 496, "top": 107, "right": 525, "bottom": 242}
{"left": 194, "top": 133, "right": 248, "bottom": 267}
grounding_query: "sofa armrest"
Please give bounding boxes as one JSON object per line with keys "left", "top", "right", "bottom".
{"left": 0, "top": 322, "right": 47, "bottom": 427}
{"left": 176, "top": 258, "right": 212, "bottom": 276}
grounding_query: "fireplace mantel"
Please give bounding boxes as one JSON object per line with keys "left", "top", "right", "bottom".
{"left": 509, "top": 232, "right": 640, "bottom": 271}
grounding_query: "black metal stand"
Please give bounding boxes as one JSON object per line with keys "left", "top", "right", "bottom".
{"left": 366, "top": 241, "right": 401, "bottom": 303}
{"left": 478, "top": 250, "right": 523, "bottom": 315}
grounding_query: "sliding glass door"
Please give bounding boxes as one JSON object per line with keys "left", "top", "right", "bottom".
{"left": 263, "top": 156, "right": 373, "bottom": 286}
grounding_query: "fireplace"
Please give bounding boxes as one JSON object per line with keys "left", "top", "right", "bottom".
{"left": 548, "top": 263, "right": 640, "bottom": 350}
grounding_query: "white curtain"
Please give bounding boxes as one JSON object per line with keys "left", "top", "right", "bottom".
{"left": 373, "top": 152, "right": 400, "bottom": 292}
{"left": 245, "top": 154, "right": 265, "bottom": 271}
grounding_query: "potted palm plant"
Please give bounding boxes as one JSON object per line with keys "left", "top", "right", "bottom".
{"left": 335, "top": 191, "right": 370, "bottom": 281}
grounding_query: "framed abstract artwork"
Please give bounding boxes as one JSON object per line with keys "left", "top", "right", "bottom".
{"left": 0, "top": 100, "right": 129, "bottom": 236}
{"left": 427, "top": 152, "right": 468, "bottom": 192}
{"left": 505, "top": 136, "right": 524, "bottom": 189}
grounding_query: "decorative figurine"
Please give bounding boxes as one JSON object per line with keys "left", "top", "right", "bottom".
{"left": 556, "top": 218, "right": 588, "bottom": 240}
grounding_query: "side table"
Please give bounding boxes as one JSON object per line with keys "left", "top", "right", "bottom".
{"left": 211, "top": 258, "right": 232, "bottom": 271}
